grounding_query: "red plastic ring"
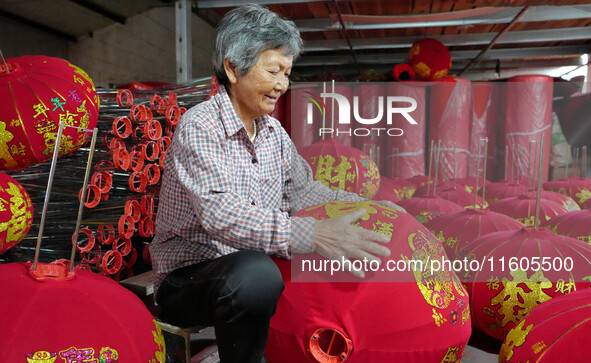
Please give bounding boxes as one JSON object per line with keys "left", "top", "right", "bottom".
{"left": 113, "top": 148, "right": 131, "bottom": 171}
{"left": 125, "top": 199, "right": 141, "bottom": 222}
{"left": 118, "top": 214, "right": 135, "bottom": 239}
{"left": 145, "top": 119, "right": 162, "bottom": 140}
{"left": 101, "top": 250, "right": 123, "bottom": 275}
{"left": 129, "top": 171, "right": 148, "bottom": 193}
{"left": 113, "top": 237, "right": 132, "bottom": 256}
{"left": 159, "top": 152, "right": 166, "bottom": 170}
{"left": 140, "top": 195, "right": 154, "bottom": 215}
{"left": 91, "top": 171, "right": 113, "bottom": 194}
{"left": 73, "top": 227, "right": 95, "bottom": 252}
{"left": 166, "top": 105, "right": 181, "bottom": 125}
{"left": 78, "top": 184, "right": 101, "bottom": 208}
{"left": 113, "top": 117, "right": 132, "bottom": 138}
{"left": 109, "top": 137, "right": 125, "bottom": 151}
{"left": 138, "top": 216, "right": 155, "bottom": 237}
{"left": 158, "top": 136, "right": 171, "bottom": 154}
{"left": 142, "top": 141, "right": 160, "bottom": 161}
{"left": 117, "top": 89, "right": 133, "bottom": 107}
{"left": 150, "top": 94, "right": 164, "bottom": 113}
{"left": 144, "top": 164, "right": 161, "bottom": 185}
{"left": 97, "top": 224, "right": 116, "bottom": 245}
{"left": 168, "top": 92, "right": 178, "bottom": 106}
{"left": 130, "top": 150, "right": 145, "bottom": 173}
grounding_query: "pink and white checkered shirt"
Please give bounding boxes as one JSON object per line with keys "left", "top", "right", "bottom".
{"left": 150, "top": 86, "right": 363, "bottom": 293}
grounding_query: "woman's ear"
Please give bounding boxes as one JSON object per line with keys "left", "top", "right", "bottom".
{"left": 223, "top": 59, "right": 239, "bottom": 85}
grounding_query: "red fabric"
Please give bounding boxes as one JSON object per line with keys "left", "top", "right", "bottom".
{"left": 370, "top": 176, "right": 401, "bottom": 203}
{"left": 397, "top": 195, "right": 464, "bottom": 224}
{"left": 543, "top": 177, "right": 591, "bottom": 207}
{"left": 489, "top": 193, "right": 569, "bottom": 226}
{"left": 353, "top": 84, "right": 386, "bottom": 172}
{"left": 0, "top": 55, "right": 99, "bottom": 170}
{"left": 266, "top": 200, "right": 471, "bottom": 362}
{"left": 385, "top": 82, "right": 427, "bottom": 179}
{"left": 408, "top": 38, "right": 452, "bottom": 81}
{"left": 502, "top": 76, "right": 553, "bottom": 182}
{"left": 300, "top": 139, "right": 380, "bottom": 199}
{"left": 0, "top": 172, "right": 33, "bottom": 254}
{"left": 425, "top": 208, "right": 523, "bottom": 260}
{"left": 484, "top": 181, "right": 528, "bottom": 204}
{"left": 434, "top": 187, "right": 487, "bottom": 209}
{"left": 470, "top": 82, "right": 499, "bottom": 180}
{"left": 464, "top": 227, "right": 591, "bottom": 341}
{"left": 499, "top": 289, "right": 591, "bottom": 362}
{"left": 0, "top": 262, "right": 165, "bottom": 362}
{"left": 541, "top": 208, "right": 591, "bottom": 243}
{"left": 429, "top": 78, "right": 471, "bottom": 180}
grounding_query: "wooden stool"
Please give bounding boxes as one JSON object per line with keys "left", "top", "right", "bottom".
{"left": 120, "top": 270, "right": 210, "bottom": 362}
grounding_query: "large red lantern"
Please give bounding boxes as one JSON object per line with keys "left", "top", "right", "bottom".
{"left": 300, "top": 139, "right": 380, "bottom": 199}
{"left": 499, "top": 289, "right": 591, "bottom": 362}
{"left": 425, "top": 208, "right": 524, "bottom": 260}
{"left": 0, "top": 55, "right": 100, "bottom": 170}
{"left": 0, "top": 262, "right": 165, "bottom": 362}
{"left": 0, "top": 171, "right": 34, "bottom": 254}
{"left": 266, "top": 200, "right": 471, "bottom": 362}
{"left": 489, "top": 193, "right": 569, "bottom": 226}
{"left": 397, "top": 195, "right": 464, "bottom": 224}
{"left": 408, "top": 38, "right": 452, "bottom": 81}
{"left": 462, "top": 227, "right": 591, "bottom": 341}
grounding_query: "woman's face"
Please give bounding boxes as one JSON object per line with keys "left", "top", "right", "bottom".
{"left": 225, "top": 48, "right": 292, "bottom": 123}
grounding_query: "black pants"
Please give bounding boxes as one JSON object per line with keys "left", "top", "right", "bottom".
{"left": 155, "top": 250, "right": 284, "bottom": 363}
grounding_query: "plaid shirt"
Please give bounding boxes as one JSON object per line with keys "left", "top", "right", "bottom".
{"left": 150, "top": 86, "right": 363, "bottom": 293}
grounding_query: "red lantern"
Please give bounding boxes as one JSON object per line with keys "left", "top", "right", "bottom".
{"left": 0, "top": 171, "right": 34, "bottom": 254}
{"left": 489, "top": 193, "right": 569, "bottom": 226}
{"left": 462, "top": 227, "right": 591, "bottom": 341}
{"left": 371, "top": 176, "right": 401, "bottom": 203}
{"left": 543, "top": 177, "right": 591, "bottom": 207}
{"left": 0, "top": 55, "right": 100, "bottom": 170}
{"left": 499, "top": 289, "right": 591, "bottom": 362}
{"left": 0, "top": 261, "right": 165, "bottom": 362}
{"left": 300, "top": 139, "right": 380, "bottom": 199}
{"left": 397, "top": 195, "right": 464, "bottom": 224}
{"left": 408, "top": 38, "right": 452, "bottom": 81}
{"left": 266, "top": 200, "right": 471, "bottom": 362}
{"left": 426, "top": 208, "right": 524, "bottom": 260}
{"left": 541, "top": 208, "right": 591, "bottom": 244}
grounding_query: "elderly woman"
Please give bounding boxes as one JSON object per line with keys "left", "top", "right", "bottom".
{"left": 151, "top": 4, "right": 397, "bottom": 362}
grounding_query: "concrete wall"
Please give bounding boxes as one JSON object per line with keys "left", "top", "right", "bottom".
{"left": 1, "top": 7, "right": 214, "bottom": 89}
{"left": 0, "top": 13, "right": 70, "bottom": 60}
{"left": 69, "top": 7, "right": 215, "bottom": 88}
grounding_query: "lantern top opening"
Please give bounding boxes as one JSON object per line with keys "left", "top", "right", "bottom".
{"left": 27, "top": 262, "right": 75, "bottom": 282}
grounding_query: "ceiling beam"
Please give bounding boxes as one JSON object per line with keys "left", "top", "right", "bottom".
{"left": 303, "top": 26, "right": 591, "bottom": 52}
{"left": 195, "top": 0, "right": 325, "bottom": 8}
{"left": 295, "top": 5, "right": 591, "bottom": 32}
{"left": 0, "top": 9, "right": 77, "bottom": 42}
{"left": 68, "top": 0, "right": 126, "bottom": 24}
{"left": 293, "top": 57, "right": 585, "bottom": 79}
{"left": 294, "top": 45, "right": 591, "bottom": 66}
{"left": 458, "top": 5, "right": 530, "bottom": 76}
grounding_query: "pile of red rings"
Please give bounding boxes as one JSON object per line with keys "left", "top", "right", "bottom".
{"left": 75, "top": 88, "right": 186, "bottom": 279}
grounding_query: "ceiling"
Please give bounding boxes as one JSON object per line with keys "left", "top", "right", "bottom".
{"left": 1, "top": 0, "right": 590, "bottom": 81}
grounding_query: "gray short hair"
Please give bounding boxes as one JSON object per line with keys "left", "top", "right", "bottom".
{"left": 213, "top": 4, "right": 303, "bottom": 88}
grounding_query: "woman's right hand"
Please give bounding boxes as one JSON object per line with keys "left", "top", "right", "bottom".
{"left": 312, "top": 208, "right": 391, "bottom": 278}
